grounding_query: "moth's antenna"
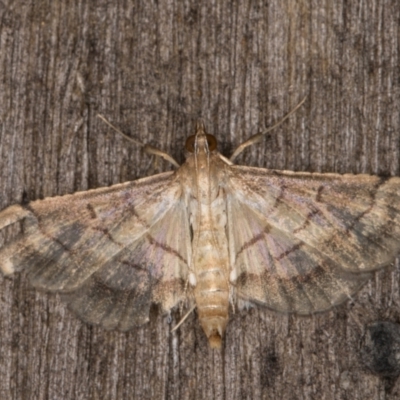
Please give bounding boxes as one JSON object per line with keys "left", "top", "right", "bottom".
{"left": 97, "top": 114, "right": 180, "bottom": 168}
{"left": 229, "top": 96, "right": 307, "bottom": 162}
{"left": 171, "top": 305, "right": 196, "bottom": 332}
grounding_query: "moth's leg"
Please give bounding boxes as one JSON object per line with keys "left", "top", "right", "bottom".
{"left": 171, "top": 305, "right": 196, "bottom": 332}
{"left": 143, "top": 144, "right": 180, "bottom": 168}
{"left": 229, "top": 96, "right": 307, "bottom": 162}
{"left": 97, "top": 114, "right": 180, "bottom": 168}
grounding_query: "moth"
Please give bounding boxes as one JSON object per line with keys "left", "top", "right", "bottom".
{"left": 1, "top": 110, "right": 400, "bottom": 349}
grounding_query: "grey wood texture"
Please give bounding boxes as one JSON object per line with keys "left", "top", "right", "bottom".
{"left": 1, "top": 1, "right": 400, "bottom": 399}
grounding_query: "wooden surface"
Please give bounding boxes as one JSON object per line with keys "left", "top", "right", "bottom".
{"left": 1, "top": 1, "right": 400, "bottom": 399}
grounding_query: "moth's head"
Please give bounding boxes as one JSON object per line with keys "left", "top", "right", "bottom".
{"left": 185, "top": 120, "right": 217, "bottom": 154}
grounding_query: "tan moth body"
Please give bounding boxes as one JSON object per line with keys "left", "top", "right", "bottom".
{"left": 1, "top": 115, "right": 400, "bottom": 349}
{"left": 180, "top": 124, "right": 231, "bottom": 347}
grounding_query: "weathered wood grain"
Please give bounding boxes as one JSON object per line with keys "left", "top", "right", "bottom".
{"left": 1, "top": 1, "right": 400, "bottom": 399}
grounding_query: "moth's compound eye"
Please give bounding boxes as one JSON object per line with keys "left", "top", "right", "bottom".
{"left": 185, "top": 134, "right": 218, "bottom": 153}
{"left": 206, "top": 134, "right": 217, "bottom": 151}
{"left": 185, "top": 135, "right": 196, "bottom": 152}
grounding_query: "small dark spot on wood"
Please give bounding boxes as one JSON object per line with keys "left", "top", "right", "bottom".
{"left": 261, "top": 348, "right": 281, "bottom": 387}
{"left": 360, "top": 321, "right": 400, "bottom": 382}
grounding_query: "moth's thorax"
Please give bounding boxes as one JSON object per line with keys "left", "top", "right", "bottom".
{"left": 179, "top": 151, "right": 227, "bottom": 206}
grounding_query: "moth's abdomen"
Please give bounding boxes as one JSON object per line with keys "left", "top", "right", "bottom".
{"left": 195, "top": 268, "right": 229, "bottom": 348}
{"left": 193, "top": 227, "right": 230, "bottom": 349}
